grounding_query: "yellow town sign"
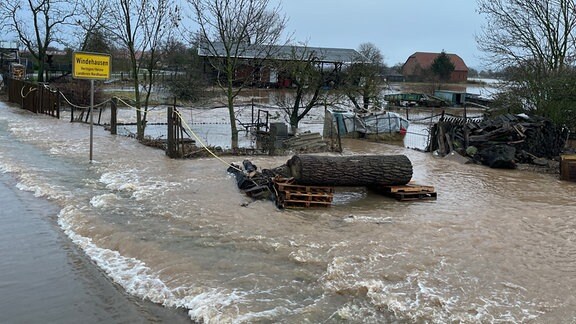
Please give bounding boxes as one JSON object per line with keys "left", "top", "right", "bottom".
{"left": 72, "top": 52, "right": 111, "bottom": 80}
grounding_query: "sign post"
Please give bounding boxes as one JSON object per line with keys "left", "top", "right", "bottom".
{"left": 72, "top": 52, "right": 111, "bottom": 162}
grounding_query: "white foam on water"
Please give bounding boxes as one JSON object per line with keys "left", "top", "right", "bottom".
{"left": 58, "top": 206, "right": 177, "bottom": 304}
{"left": 99, "top": 170, "right": 180, "bottom": 201}
{"left": 56, "top": 206, "right": 261, "bottom": 323}
{"left": 49, "top": 142, "right": 86, "bottom": 156}
{"left": 0, "top": 160, "right": 20, "bottom": 174}
{"left": 181, "top": 289, "right": 248, "bottom": 323}
{"left": 234, "top": 306, "right": 294, "bottom": 323}
{"left": 342, "top": 214, "right": 394, "bottom": 224}
{"left": 321, "top": 251, "right": 545, "bottom": 323}
{"left": 8, "top": 125, "right": 37, "bottom": 138}
{"left": 13, "top": 172, "right": 72, "bottom": 200}
{"left": 99, "top": 170, "right": 140, "bottom": 192}
{"left": 90, "top": 193, "right": 119, "bottom": 208}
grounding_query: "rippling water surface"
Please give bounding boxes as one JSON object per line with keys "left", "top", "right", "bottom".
{"left": 2, "top": 101, "right": 576, "bottom": 323}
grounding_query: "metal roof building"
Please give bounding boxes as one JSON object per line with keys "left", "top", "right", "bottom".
{"left": 198, "top": 42, "right": 362, "bottom": 64}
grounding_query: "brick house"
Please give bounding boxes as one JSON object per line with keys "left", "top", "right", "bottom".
{"left": 402, "top": 52, "right": 468, "bottom": 83}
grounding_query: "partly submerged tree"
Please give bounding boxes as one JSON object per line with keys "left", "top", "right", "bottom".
{"left": 0, "top": 0, "right": 77, "bottom": 82}
{"left": 97, "top": 0, "right": 180, "bottom": 140}
{"left": 477, "top": 0, "right": 576, "bottom": 129}
{"left": 273, "top": 45, "right": 328, "bottom": 131}
{"left": 430, "top": 50, "right": 455, "bottom": 83}
{"left": 342, "top": 42, "right": 386, "bottom": 112}
{"left": 187, "top": 0, "right": 288, "bottom": 150}
{"left": 162, "top": 39, "right": 208, "bottom": 103}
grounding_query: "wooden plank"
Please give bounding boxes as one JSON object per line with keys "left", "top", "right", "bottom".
{"left": 276, "top": 183, "right": 335, "bottom": 192}
{"left": 371, "top": 183, "right": 437, "bottom": 201}
{"left": 282, "top": 201, "right": 332, "bottom": 208}
{"left": 283, "top": 200, "right": 332, "bottom": 205}
{"left": 389, "top": 185, "right": 435, "bottom": 193}
{"left": 375, "top": 184, "right": 435, "bottom": 193}
{"left": 393, "top": 191, "right": 437, "bottom": 201}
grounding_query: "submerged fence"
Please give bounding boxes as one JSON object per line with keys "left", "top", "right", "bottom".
{"left": 7, "top": 79, "right": 61, "bottom": 118}
{"left": 390, "top": 106, "right": 486, "bottom": 151}
{"left": 4, "top": 77, "right": 486, "bottom": 157}
{"left": 5, "top": 78, "right": 195, "bottom": 158}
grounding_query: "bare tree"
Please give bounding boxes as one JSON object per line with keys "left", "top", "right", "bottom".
{"left": 98, "top": 0, "right": 180, "bottom": 140}
{"left": 477, "top": 0, "right": 576, "bottom": 128}
{"left": 162, "top": 39, "right": 208, "bottom": 102}
{"left": 274, "top": 45, "right": 333, "bottom": 132}
{"left": 0, "top": 0, "right": 77, "bottom": 82}
{"left": 75, "top": 0, "right": 114, "bottom": 52}
{"left": 477, "top": 0, "right": 576, "bottom": 71}
{"left": 342, "top": 42, "right": 386, "bottom": 112}
{"left": 275, "top": 47, "right": 321, "bottom": 130}
{"left": 187, "top": 0, "right": 288, "bottom": 150}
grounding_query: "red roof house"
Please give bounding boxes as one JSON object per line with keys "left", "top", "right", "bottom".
{"left": 402, "top": 52, "right": 468, "bottom": 83}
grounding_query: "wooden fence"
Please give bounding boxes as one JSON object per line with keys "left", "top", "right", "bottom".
{"left": 166, "top": 105, "right": 192, "bottom": 158}
{"left": 7, "top": 78, "right": 60, "bottom": 118}
{"left": 4, "top": 77, "right": 196, "bottom": 158}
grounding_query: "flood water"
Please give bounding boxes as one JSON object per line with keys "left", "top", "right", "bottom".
{"left": 2, "top": 99, "right": 576, "bottom": 323}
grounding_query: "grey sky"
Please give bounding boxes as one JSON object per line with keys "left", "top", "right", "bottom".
{"left": 276, "top": 0, "right": 484, "bottom": 70}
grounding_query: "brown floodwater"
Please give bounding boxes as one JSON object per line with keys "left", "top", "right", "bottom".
{"left": 1, "top": 99, "right": 576, "bottom": 323}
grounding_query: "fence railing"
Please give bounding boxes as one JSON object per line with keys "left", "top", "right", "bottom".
{"left": 7, "top": 79, "right": 60, "bottom": 118}
{"left": 5, "top": 78, "right": 485, "bottom": 157}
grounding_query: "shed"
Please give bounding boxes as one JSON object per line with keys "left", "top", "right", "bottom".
{"left": 0, "top": 41, "right": 20, "bottom": 71}
{"left": 434, "top": 90, "right": 466, "bottom": 106}
{"left": 386, "top": 74, "right": 405, "bottom": 82}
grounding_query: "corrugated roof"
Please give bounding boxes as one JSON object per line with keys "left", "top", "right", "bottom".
{"left": 404, "top": 52, "right": 468, "bottom": 71}
{"left": 198, "top": 42, "right": 362, "bottom": 64}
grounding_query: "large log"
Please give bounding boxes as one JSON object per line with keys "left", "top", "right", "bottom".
{"left": 286, "top": 154, "right": 413, "bottom": 186}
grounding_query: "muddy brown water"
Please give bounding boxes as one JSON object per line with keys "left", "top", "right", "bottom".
{"left": 1, "top": 100, "right": 576, "bottom": 323}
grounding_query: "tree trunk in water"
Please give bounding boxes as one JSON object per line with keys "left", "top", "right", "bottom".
{"left": 286, "top": 154, "right": 413, "bottom": 186}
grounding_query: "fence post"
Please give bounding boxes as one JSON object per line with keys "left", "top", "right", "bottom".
{"left": 167, "top": 106, "right": 175, "bottom": 158}
{"left": 56, "top": 90, "right": 61, "bottom": 119}
{"left": 110, "top": 97, "right": 117, "bottom": 135}
{"left": 36, "top": 83, "right": 42, "bottom": 114}
{"left": 20, "top": 82, "right": 24, "bottom": 109}
{"left": 70, "top": 97, "right": 74, "bottom": 122}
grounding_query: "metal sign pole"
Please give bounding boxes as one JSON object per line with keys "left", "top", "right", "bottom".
{"left": 71, "top": 51, "right": 111, "bottom": 162}
{"left": 90, "top": 79, "right": 94, "bottom": 162}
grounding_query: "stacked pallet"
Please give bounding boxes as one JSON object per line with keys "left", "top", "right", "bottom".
{"left": 282, "top": 132, "right": 329, "bottom": 153}
{"left": 373, "top": 183, "right": 437, "bottom": 201}
{"left": 273, "top": 177, "right": 334, "bottom": 208}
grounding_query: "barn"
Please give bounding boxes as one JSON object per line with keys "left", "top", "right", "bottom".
{"left": 402, "top": 52, "right": 468, "bottom": 83}
{"left": 198, "top": 42, "right": 361, "bottom": 88}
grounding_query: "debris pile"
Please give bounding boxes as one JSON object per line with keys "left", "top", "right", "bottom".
{"left": 429, "top": 113, "right": 568, "bottom": 168}
{"left": 227, "top": 154, "right": 433, "bottom": 208}
{"left": 282, "top": 132, "right": 329, "bottom": 153}
{"left": 226, "top": 160, "right": 288, "bottom": 200}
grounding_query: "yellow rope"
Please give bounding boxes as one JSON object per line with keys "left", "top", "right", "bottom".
{"left": 20, "top": 86, "right": 37, "bottom": 98}
{"left": 173, "top": 109, "right": 242, "bottom": 172}
{"left": 99, "top": 99, "right": 242, "bottom": 172}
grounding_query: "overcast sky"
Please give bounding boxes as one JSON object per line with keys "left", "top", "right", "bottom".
{"left": 274, "top": 0, "right": 485, "bottom": 70}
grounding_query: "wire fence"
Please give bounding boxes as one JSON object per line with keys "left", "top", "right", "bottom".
{"left": 5, "top": 78, "right": 487, "bottom": 157}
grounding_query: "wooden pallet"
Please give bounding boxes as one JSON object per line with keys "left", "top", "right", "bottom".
{"left": 560, "top": 155, "right": 576, "bottom": 182}
{"left": 273, "top": 177, "right": 334, "bottom": 208}
{"left": 373, "top": 183, "right": 437, "bottom": 201}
